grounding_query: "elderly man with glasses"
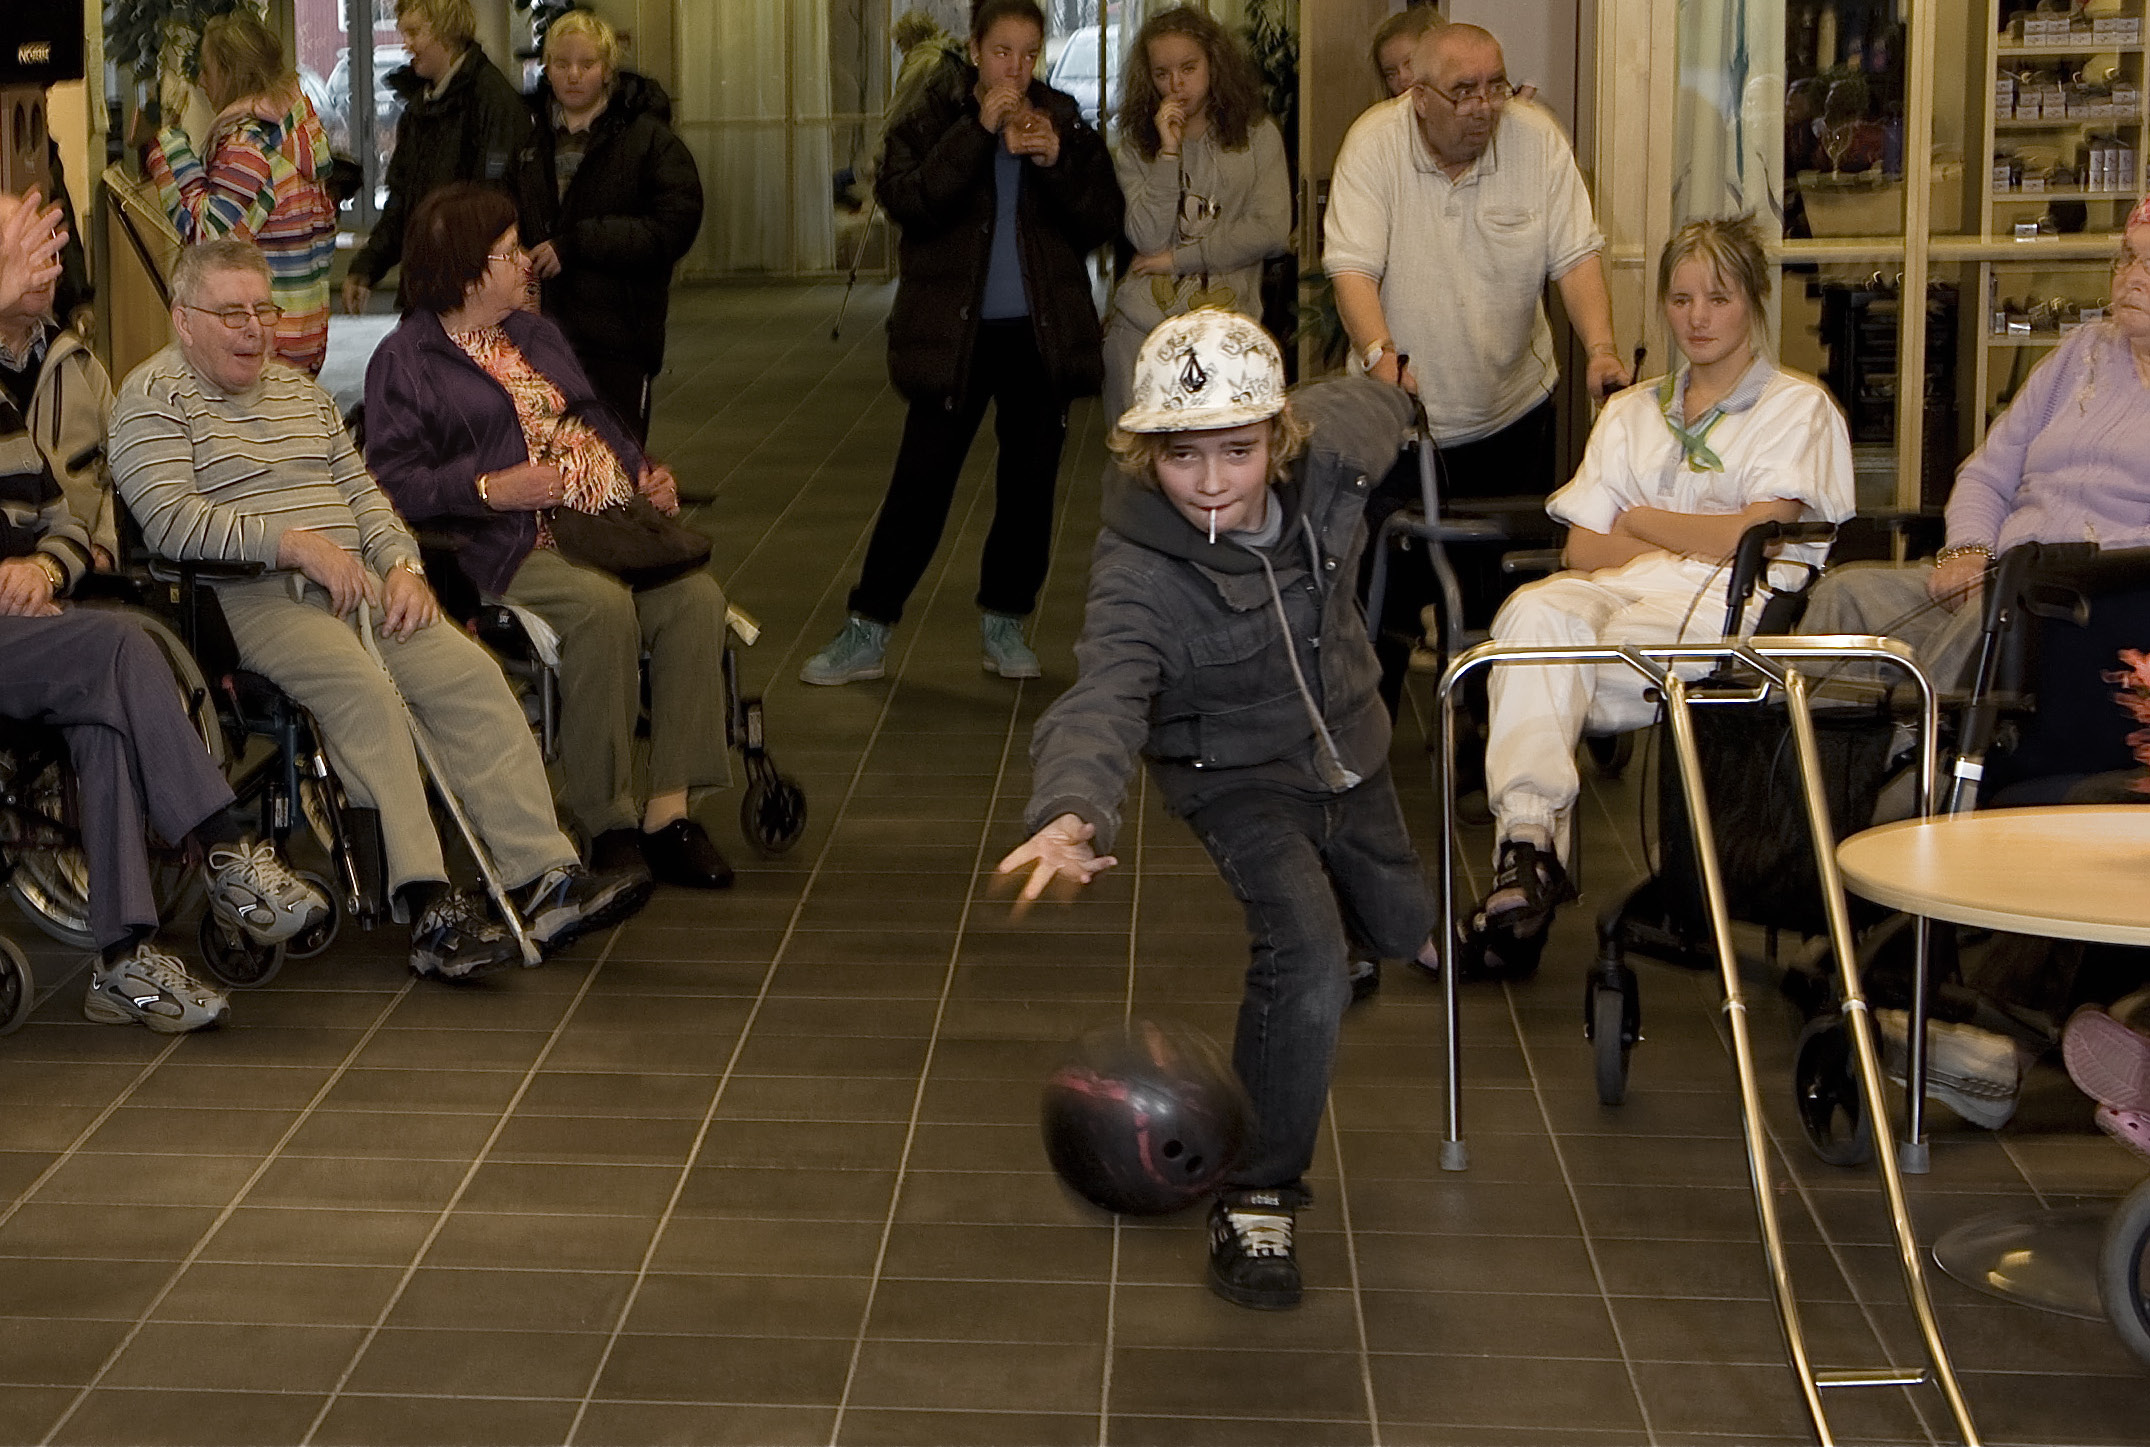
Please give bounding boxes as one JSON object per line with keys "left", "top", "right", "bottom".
{"left": 110, "top": 238, "right": 649, "bottom": 983}
{"left": 1324, "top": 22, "right": 1627, "bottom": 706}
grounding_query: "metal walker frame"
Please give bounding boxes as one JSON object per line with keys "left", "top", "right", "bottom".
{"left": 1432, "top": 634, "right": 1978, "bottom": 1446}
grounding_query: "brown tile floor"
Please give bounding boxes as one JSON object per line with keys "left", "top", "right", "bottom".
{"left": 4, "top": 282, "right": 2149, "bottom": 1444}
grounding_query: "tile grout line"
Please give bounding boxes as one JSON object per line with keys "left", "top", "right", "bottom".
{"left": 1100, "top": 771, "right": 1147, "bottom": 1447}
{"left": 1326, "top": 1097, "right": 1384, "bottom": 1447}
{"left": 1501, "top": 984, "right": 1665, "bottom": 1447}
{"left": 37, "top": 972, "right": 422, "bottom": 1446}
{"left": 295, "top": 944, "right": 628, "bottom": 1446}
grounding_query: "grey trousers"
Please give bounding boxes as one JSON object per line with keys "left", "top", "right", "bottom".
{"left": 216, "top": 576, "right": 577, "bottom": 894}
{"left": 0, "top": 608, "right": 233, "bottom": 950}
{"left": 1800, "top": 561, "right": 1985, "bottom": 692}
{"left": 497, "top": 548, "right": 731, "bottom": 838}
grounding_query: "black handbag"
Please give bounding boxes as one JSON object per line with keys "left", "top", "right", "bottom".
{"left": 547, "top": 494, "right": 712, "bottom": 591}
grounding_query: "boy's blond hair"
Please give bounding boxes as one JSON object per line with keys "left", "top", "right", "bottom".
{"left": 397, "top": 0, "right": 476, "bottom": 51}
{"left": 1107, "top": 404, "right": 1315, "bottom": 491}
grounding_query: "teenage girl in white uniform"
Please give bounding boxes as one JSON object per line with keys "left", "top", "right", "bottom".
{"left": 1461, "top": 214, "right": 1857, "bottom": 977}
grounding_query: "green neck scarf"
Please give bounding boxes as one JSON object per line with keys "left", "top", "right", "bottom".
{"left": 1656, "top": 371, "right": 1730, "bottom": 473}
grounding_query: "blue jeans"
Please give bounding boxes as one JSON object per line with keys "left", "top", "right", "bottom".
{"left": 1187, "top": 769, "right": 1433, "bottom": 1198}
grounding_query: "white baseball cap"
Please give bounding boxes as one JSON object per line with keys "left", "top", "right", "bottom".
{"left": 1117, "top": 310, "right": 1288, "bottom": 434}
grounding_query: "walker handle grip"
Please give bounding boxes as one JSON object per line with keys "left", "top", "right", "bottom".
{"left": 1723, "top": 520, "right": 1836, "bottom": 636}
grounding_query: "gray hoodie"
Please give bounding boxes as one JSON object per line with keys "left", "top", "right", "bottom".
{"left": 1026, "top": 376, "right": 1414, "bottom": 852}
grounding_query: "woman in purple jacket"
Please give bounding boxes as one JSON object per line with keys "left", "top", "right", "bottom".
{"left": 362, "top": 182, "right": 733, "bottom": 890}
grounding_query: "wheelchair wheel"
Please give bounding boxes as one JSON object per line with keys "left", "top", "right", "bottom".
{"left": 2, "top": 610, "right": 223, "bottom": 948}
{"left": 2098, "top": 1177, "right": 2150, "bottom": 1368}
{"left": 741, "top": 772, "right": 808, "bottom": 856}
{"left": 0, "top": 935, "right": 32, "bottom": 1034}
{"left": 1794, "top": 1014, "right": 1874, "bottom": 1166}
{"left": 197, "top": 915, "right": 285, "bottom": 989}
{"left": 1585, "top": 732, "right": 1634, "bottom": 781}
{"left": 283, "top": 871, "right": 341, "bottom": 960}
{"left": 1584, "top": 959, "right": 1640, "bottom": 1106}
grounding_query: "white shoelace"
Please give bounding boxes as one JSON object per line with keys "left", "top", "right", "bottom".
{"left": 1225, "top": 1209, "right": 1293, "bottom": 1257}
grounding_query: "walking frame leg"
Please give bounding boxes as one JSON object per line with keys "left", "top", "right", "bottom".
{"left": 1662, "top": 674, "right": 1836, "bottom": 1445}
{"left": 355, "top": 606, "right": 542, "bottom": 967}
{"left": 1784, "top": 671, "right": 1981, "bottom": 1445}
{"left": 1437, "top": 662, "right": 1468, "bottom": 1171}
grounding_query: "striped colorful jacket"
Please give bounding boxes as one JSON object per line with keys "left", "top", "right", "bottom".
{"left": 150, "top": 92, "right": 338, "bottom": 378}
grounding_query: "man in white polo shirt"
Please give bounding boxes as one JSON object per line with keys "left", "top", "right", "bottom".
{"left": 1324, "top": 21, "right": 1626, "bottom": 709}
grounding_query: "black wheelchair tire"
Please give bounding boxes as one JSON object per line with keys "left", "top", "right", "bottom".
{"left": 741, "top": 774, "right": 808, "bottom": 856}
{"left": 2098, "top": 1177, "right": 2150, "bottom": 1368}
{"left": 197, "top": 914, "right": 286, "bottom": 989}
{"left": 1794, "top": 1014, "right": 1875, "bottom": 1167}
{"left": 0, "top": 935, "right": 32, "bottom": 1034}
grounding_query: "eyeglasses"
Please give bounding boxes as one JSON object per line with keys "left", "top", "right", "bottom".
{"left": 2114, "top": 248, "right": 2150, "bottom": 282}
{"left": 1417, "top": 78, "right": 1515, "bottom": 114}
{"left": 489, "top": 245, "right": 529, "bottom": 265}
{"left": 183, "top": 303, "right": 283, "bottom": 330}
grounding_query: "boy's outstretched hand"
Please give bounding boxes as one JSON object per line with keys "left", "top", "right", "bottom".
{"left": 994, "top": 813, "right": 1118, "bottom": 912}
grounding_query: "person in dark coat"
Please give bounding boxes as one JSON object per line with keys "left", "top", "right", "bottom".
{"left": 799, "top": 0, "right": 1123, "bottom": 687}
{"left": 342, "top": 0, "right": 530, "bottom": 313}
{"left": 515, "top": 8, "right": 704, "bottom": 442}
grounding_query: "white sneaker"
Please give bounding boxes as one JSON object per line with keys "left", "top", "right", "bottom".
{"left": 1876, "top": 1008, "right": 2024, "bottom": 1130}
{"left": 84, "top": 944, "right": 229, "bottom": 1034}
{"left": 207, "top": 841, "right": 329, "bottom": 946}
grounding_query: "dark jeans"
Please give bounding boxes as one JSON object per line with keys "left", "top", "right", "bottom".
{"left": 849, "top": 319, "right": 1069, "bottom": 626}
{"left": 0, "top": 608, "right": 233, "bottom": 950}
{"left": 1187, "top": 770, "right": 1434, "bottom": 1198}
{"left": 1364, "top": 396, "right": 1560, "bottom": 713}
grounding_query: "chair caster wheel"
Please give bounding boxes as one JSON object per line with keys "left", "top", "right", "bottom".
{"left": 197, "top": 915, "right": 285, "bottom": 989}
{"left": 741, "top": 773, "right": 807, "bottom": 856}
{"left": 0, "top": 935, "right": 33, "bottom": 1034}
{"left": 2098, "top": 1177, "right": 2150, "bottom": 1367}
{"left": 1584, "top": 963, "right": 1640, "bottom": 1105}
{"left": 1794, "top": 1014, "right": 1874, "bottom": 1167}
{"left": 284, "top": 872, "right": 341, "bottom": 960}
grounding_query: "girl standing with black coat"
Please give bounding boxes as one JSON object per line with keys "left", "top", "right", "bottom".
{"left": 515, "top": 10, "right": 704, "bottom": 441}
{"left": 800, "top": 0, "right": 1123, "bottom": 686}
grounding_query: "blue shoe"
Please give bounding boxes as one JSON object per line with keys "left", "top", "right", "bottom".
{"left": 981, "top": 612, "right": 1040, "bottom": 679}
{"left": 800, "top": 616, "right": 889, "bottom": 685}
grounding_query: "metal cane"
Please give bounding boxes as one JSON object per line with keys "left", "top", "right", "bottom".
{"left": 831, "top": 193, "right": 881, "bottom": 341}
{"left": 354, "top": 600, "right": 541, "bottom": 966}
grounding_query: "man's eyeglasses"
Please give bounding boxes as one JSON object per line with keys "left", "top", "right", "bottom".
{"left": 1417, "top": 78, "right": 1515, "bottom": 114}
{"left": 183, "top": 303, "right": 283, "bottom": 330}
{"left": 2114, "top": 248, "right": 2150, "bottom": 283}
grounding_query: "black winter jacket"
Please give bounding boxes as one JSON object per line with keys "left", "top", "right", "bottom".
{"left": 875, "top": 63, "right": 1122, "bottom": 402}
{"left": 514, "top": 72, "right": 704, "bottom": 376}
{"left": 351, "top": 47, "right": 531, "bottom": 290}
{"left": 1025, "top": 379, "right": 1416, "bottom": 852}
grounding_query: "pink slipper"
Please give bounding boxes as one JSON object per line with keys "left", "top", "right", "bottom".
{"left": 2095, "top": 1105, "right": 2150, "bottom": 1167}
{"left": 2063, "top": 1007, "right": 2150, "bottom": 1113}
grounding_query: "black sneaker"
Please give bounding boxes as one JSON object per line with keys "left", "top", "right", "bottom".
{"left": 1207, "top": 1191, "right": 1301, "bottom": 1310}
{"left": 640, "top": 818, "right": 734, "bottom": 890}
{"left": 410, "top": 891, "right": 520, "bottom": 981}
{"left": 1455, "top": 840, "right": 1576, "bottom": 982}
{"left": 1348, "top": 958, "right": 1382, "bottom": 1004}
{"left": 516, "top": 864, "right": 653, "bottom": 953}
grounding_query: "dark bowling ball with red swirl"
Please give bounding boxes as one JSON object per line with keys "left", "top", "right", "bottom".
{"left": 1040, "top": 1018, "right": 1253, "bottom": 1215}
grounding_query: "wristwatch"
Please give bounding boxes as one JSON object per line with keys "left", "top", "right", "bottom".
{"left": 1359, "top": 339, "right": 1393, "bottom": 371}
{"left": 32, "top": 553, "right": 66, "bottom": 591}
{"left": 394, "top": 556, "right": 426, "bottom": 578}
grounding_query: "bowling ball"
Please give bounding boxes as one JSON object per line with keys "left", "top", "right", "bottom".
{"left": 1040, "top": 1018, "right": 1253, "bottom": 1215}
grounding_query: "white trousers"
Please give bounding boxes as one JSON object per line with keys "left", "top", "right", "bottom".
{"left": 1484, "top": 554, "right": 1746, "bottom": 860}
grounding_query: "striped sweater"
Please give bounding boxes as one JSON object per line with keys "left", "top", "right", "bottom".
{"left": 110, "top": 346, "right": 419, "bottom": 580}
{"left": 149, "top": 93, "right": 338, "bottom": 377}
{"left": 1, "top": 392, "right": 91, "bottom": 594}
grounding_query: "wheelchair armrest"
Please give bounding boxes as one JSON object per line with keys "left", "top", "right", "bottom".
{"left": 65, "top": 572, "right": 146, "bottom": 606}
{"left": 146, "top": 558, "right": 267, "bottom": 585}
{"left": 1500, "top": 548, "right": 1564, "bottom": 576}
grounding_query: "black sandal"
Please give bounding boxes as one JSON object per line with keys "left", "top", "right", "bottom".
{"left": 1456, "top": 840, "right": 1576, "bottom": 981}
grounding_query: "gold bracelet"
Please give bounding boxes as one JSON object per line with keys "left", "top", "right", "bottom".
{"left": 1934, "top": 543, "right": 1992, "bottom": 565}
{"left": 475, "top": 472, "right": 492, "bottom": 507}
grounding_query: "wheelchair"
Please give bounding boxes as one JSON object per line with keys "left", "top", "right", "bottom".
{"left": 414, "top": 540, "right": 808, "bottom": 860}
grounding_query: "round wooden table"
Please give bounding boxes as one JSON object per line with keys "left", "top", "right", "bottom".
{"left": 1838, "top": 805, "right": 2150, "bottom": 1322}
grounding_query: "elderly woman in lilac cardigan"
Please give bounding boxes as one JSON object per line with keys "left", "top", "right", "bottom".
{"left": 361, "top": 183, "right": 734, "bottom": 891}
{"left": 1805, "top": 215, "right": 2150, "bottom": 687}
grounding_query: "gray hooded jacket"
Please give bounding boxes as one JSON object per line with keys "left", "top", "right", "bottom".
{"left": 1026, "top": 377, "right": 1415, "bottom": 852}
